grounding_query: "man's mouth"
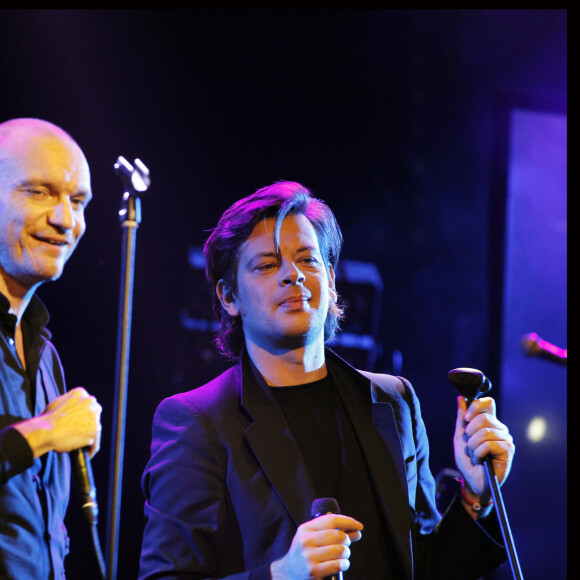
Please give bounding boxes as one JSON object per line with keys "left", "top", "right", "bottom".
{"left": 34, "top": 236, "right": 70, "bottom": 247}
{"left": 280, "top": 294, "right": 311, "bottom": 307}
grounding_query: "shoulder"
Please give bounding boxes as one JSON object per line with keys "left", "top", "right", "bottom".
{"left": 150, "top": 364, "right": 245, "bottom": 453}
{"left": 325, "top": 348, "right": 411, "bottom": 402}
{"left": 356, "top": 369, "right": 421, "bottom": 420}
{"left": 156, "top": 363, "right": 242, "bottom": 417}
{"left": 357, "top": 369, "right": 407, "bottom": 396}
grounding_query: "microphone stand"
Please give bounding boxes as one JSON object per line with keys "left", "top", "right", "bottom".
{"left": 448, "top": 369, "right": 523, "bottom": 580}
{"left": 106, "top": 157, "right": 150, "bottom": 580}
{"left": 481, "top": 457, "right": 522, "bottom": 580}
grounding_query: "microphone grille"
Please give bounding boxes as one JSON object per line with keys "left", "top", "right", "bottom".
{"left": 311, "top": 497, "right": 341, "bottom": 518}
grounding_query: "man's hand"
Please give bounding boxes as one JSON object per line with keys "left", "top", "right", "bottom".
{"left": 454, "top": 396, "right": 515, "bottom": 508}
{"left": 14, "top": 386, "right": 102, "bottom": 459}
{"left": 271, "top": 513, "right": 363, "bottom": 579}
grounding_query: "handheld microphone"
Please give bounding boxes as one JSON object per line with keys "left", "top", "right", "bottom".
{"left": 521, "top": 332, "right": 567, "bottom": 366}
{"left": 70, "top": 448, "right": 99, "bottom": 526}
{"left": 447, "top": 368, "right": 524, "bottom": 579}
{"left": 447, "top": 367, "right": 492, "bottom": 401}
{"left": 311, "top": 498, "right": 343, "bottom": 580}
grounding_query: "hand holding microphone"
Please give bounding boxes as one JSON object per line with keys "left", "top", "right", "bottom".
{"left": 270, "top": 498, "right": 362, "bottom": 580}
{"left": 448, "top": 369, "right": 514, "bottom": 497}
{"left": 448, "top": 368, "right": 523, "bottom": 579}
{"left": 11, "top": 387, "right": 102, "bottom": 526}
{"left": 310, "top": 499, "right": 347, "bottom": 580}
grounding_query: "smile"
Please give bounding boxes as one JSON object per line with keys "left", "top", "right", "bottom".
{"left": 34, "top": 236, "right": 70, "bottom": 247}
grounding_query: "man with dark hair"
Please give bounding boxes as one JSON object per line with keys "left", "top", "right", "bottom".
{"left": 139, "top": 180, "right": 513, "bottom": 579}
{"left": 0, "top": 118, "right": 102, "bottom": 579}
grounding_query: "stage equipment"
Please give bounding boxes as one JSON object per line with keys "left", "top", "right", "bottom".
{"left": 448, "top": 368, "right": 523, "bottom": 580}
{"left": 520, "top": 332, "right": 567, "bottom": 366}
{"left": 329, "top": 259, "right": 384, "bottom": 371}
{"left": 106, "top": 156, "right": 150, "bottom": 580}
{"left": 71, "top": 447, "right": 106, "bottom": 579}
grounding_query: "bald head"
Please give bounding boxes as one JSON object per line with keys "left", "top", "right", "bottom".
{"left": 0, "top": 117, "right": 92, "bottom": 297}
{"left": 0, "top": 117, "right": 74, "bottom": 137}
{"left": 0, "top": 117, "right": 83, "bottom": 158}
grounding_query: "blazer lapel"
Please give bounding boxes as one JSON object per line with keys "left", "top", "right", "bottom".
{"left": 327, "top": 353, "right": 414, "bottom": 578}
{"left": 238, "top": 350, "right": 414, "bottom": 578}
{"left": 240, "top": 355, "right": 316, "bottom": 527}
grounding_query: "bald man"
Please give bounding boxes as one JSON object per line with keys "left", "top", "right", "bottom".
{"left": 0, "top": 118, "right": 102, "bottom": 579}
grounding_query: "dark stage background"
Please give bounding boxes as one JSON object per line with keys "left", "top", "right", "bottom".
{"left": 0, "top": 9, "right": 566, "bottom": 580}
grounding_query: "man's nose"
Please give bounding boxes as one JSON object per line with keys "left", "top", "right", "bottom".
{"left": 49, "top": 196, "right": 74, "bottom": 230}
{"left": 280, "top": 261, "right": 306, "bottom": 285}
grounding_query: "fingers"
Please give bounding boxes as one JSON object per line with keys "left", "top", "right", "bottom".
{"left": 455, "top": 395, "right": 515, "bottom": 489}
{"left": 466, "top": 429, "right": 513, "bottom": 464}
{"left": 308, "top": 513, "right": 364, "bottom": 536}
{"left": 457, "top": 396, "right": 499, "bottom": 435}
{"left": 462, "top": 400, "right": 511, "bottom": 455}
{"left": 40, "top": 386, "right": 103, "bottom": 455}
{"left": 79, "top": 391, "right": 102, "bottom": 458}
{"left": 87, "top": 402, "right": 103, "bottom": 458}
{"left": 463, "top": 396, "right": 496, "bottom": 422}
{"left": 282, "top": 515, "right": 363, "bottom": 578}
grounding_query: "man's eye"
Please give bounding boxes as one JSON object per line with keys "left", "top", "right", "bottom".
{"left": 71, "top": 197, "right": 87, "bottom": 209}
{"left": 26, "top": 188, "right": 49, "bottom": 196}
{"left": 256, "top": 263, "right": 276, "bottom": 271}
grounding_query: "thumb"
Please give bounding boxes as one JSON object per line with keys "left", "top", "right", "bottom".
{"left": 456, "top": 395, "right": 467, "bottom": 431}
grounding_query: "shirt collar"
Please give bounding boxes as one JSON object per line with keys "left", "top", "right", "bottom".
{"left": 0, "top": 291, "right": 51, "bottom": 338}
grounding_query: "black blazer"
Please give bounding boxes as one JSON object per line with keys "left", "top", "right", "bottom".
{"left": 139, "top": 350, "right": 505, "bottom": 579}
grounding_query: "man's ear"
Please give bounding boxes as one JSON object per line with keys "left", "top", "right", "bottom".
{"left": 328, "top": 266, "right": 337, "bottom": 301}
{"left": 216, "top": 279, "right": 240, "bottom": 317}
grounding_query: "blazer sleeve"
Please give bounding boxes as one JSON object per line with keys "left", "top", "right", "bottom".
{"left": 397, "top": 378, "right": 507, "bottom": 579}
{"left": 139, "top": 395, "right": 271, "bottom": 580}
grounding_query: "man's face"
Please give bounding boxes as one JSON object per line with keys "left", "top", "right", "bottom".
{"left": 0, "top": 128, "right": 92, "bottom": 291}
{"left": 219, "top": 213, "right": 335, "bottom": 353}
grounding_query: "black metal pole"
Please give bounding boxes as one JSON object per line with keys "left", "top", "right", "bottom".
{"left": 106, "top": 158, "right": 149, "bottom": 580}
{"left": 482, "top": 457, "right": 523, "bottom": 580}
{"left": 106, "top": 215, "right": 138, "bottom": 580}
{"left": 447, "top": 368, "right": 523, "bottom": 580}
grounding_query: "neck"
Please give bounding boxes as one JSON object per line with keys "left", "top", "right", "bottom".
{"left": 0, "top": 270, "right": 38, "bottom": 324}
{"left": 246, "top": 339, "right": 327, "bottom": 386}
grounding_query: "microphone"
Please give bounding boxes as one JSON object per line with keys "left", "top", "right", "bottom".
{"left": 70, "top": 448, "right": 99, "bottom": 526}
{"left": 447, "top": 367, "right": 492, "bottom": 401}
{"left": 447, "top": 367, "right": 524, "bottom": 579}
{"left": 521, "top": 332, "right": 567, "bottom": 366}
{"left": 311, "top": 498, "right": 343, "bottom": 580}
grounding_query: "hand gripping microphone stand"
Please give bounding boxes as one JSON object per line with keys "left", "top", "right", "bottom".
{"left": 106, "top": 157, "right": 150, "bottom": 580}
{"left": 447, "top": 368, "right": 523, "bottom": 580}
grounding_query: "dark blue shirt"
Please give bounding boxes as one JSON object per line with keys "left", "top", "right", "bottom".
{"left": 0, "top": 292, "right": 71, "bottom": 580}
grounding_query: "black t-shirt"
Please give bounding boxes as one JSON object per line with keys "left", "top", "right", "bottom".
{"left": 270, "top": 373, "right": 399, "bottom": 577}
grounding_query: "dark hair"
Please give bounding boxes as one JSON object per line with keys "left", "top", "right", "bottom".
{"left": 203, "top": 180, "right": 344, "bottom": 359}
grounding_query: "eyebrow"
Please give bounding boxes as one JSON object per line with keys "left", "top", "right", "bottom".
{"left": 18, "top": 179, "right": 93, "bottom": 202}
{"left": 246, "top": 245, "right": 320, "bottom": 265}
{"left": 245, "top": 251, "right": 278, "bottom": 268}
